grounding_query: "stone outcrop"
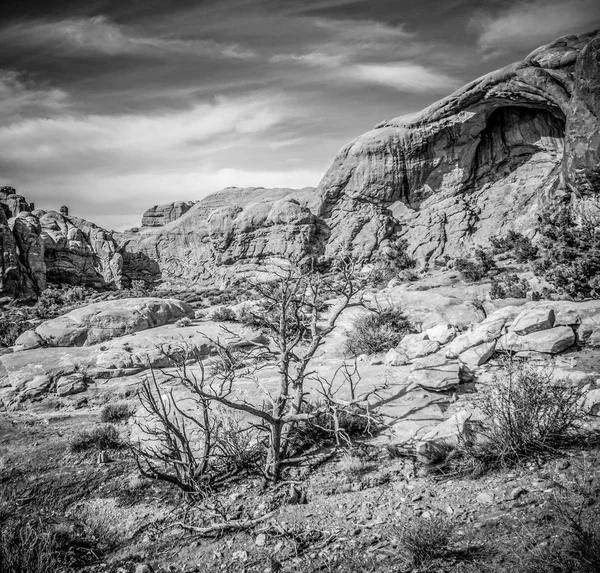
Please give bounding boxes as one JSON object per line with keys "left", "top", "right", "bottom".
{"left": 314, "top": 30, "right": 600, "bottom": 263}
{"left": 141, "top": 201, "right": 195, "bottom": 227}
{"left": 18, "top": 297, "right": 194, "bottom": 348}
{"left": 111, "top": 31, "right": 600, "bottom": 281}
{"left": 118, "top": 186, "right": 318, "bottom": 284}
{"left": 39, "top": 211, "right": 123, "bottom": 288}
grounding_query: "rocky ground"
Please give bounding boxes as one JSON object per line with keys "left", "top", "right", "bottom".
{"left": 1, "top": 267, "right": 600, "bottom": 572}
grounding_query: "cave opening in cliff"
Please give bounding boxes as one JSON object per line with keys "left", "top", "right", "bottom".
{"left": 472, "top": 106, "right": 566, "bottom": 183}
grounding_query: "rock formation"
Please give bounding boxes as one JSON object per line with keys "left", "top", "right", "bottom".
{"left": 141, "top": 201, "right": 195, "bottom": 227}
{"left": 112, "top": 30, "right": 600, "bottom": 283}
{"left": 0, "top": 189, "right": 124, "bottom": 297}
{"left": 314, "top": 30, "right": 600, "bottom": 263}
{"left": 118, "top": 186, "right": 317, "bottom": 284}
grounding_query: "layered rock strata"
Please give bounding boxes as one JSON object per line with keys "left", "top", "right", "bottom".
{"left": 314, "top": 30, "right": 600, "bottom": 263}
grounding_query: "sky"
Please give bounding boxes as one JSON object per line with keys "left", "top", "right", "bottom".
{"left": 1, "top": 0, "right": 599, "bottom": 230}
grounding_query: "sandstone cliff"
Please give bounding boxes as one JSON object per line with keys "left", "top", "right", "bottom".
{"left": 118, "top": 186, "right": 317, "bottom": 284}
{"left": 0, "top": 190, "right": 123, "bottom": 298}
{"left": 141, "top": 201, "right": 196, "bottom": 227}
{"left": 315, "top": 30, "right": 600, "bottom": 263}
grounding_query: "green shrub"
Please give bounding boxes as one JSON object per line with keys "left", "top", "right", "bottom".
{"left": 454, "top": 248, "right": 496, "bottom": 283}
{"left": 345, "top": 307, "right": 413, "bottom": 355}
{"left": 534, "top": 199, "right": 600, "bottom": 299}
{"left": 489, "top": 273, "right": 530, "bottom": 299}
{"left": 69, "top": 424, "right": 123, "bottom": 452}
{"left": 100, "top": 403, "right": 134, "bottom": 423}
{"left": 490, "top": 231, "right": 538, "bottom": 262}
{"left": 368, "top": 240, "right": 417, "bottom": 286}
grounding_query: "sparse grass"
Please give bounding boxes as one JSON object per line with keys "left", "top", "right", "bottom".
{"left": 69, "top": 424, "right": 123, "bottom": 453}
{"left": 337, "top": 452, "right": 366, "bottom": 476}
{"left": 345, "top": 307, "right": 412, "bottom": 356}
{"left": 395, "top": 514, "right": 454, "bottom": 569}
{"left": 0, "top": 517, "right": 60, "bottom": 573}
{"left": 100, "top": 403, "right": 134, "bottom": 423}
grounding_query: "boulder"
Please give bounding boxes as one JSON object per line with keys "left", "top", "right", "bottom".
{"left": 56, "top": 373, "right": 88, "bottom": 397}
{"left": 385, "top": 348, "right": 408, "bottom": 366}
{"left": 13, "top": 330, "right": 44, "bottom": 352}
{"left": 408, "top": 352, "right": 460, "bottom": 391}
{"left": 458, "top": 341, "right": 496, "bottom": 367}
{"left": 34, "top": 298, "right": 194, "bottom": 347}
{"left": 584, "top": 389, "right": 600, "bottom": 416}
{"left": 509, "top": 307, "right": 555, "bottom": 335}
{"left": 425, "top": 323, "right": 457, "bottom": 345}
{"left": 446, "top": 306, "right": 519, "bottom": 358}
{"left": 415, "top": 410, "right": 472, "bottom": 462}
{"left": 396, "top": 333, "right": 440, "bottom": 361}
{"left": 520, "top": 326, "right": 576, "bottom": 354}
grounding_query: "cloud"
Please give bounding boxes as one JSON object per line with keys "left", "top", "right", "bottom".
{"left": 0, "top": 71, "right": 70, "bottom": 123}
{"left": 0, "top": 94, "right": 284, "bottom": 176}
{"left": 474, "top": 0, "right": 600, "bottom": 52}
{"left": 0, "top": 89, "right": 327, "bottom": 229}
{"left": 0, "top": 15, "right": 256, "bottom": 59}
{"left": 352, "top": 63, "right": 460, "bottom": 92}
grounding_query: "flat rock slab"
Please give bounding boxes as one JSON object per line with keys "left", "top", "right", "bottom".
{"left": 33, "top": 297, "right": 194, "bottom": 347}
{"left": 409, "top": 352, "right": 459, "bottom": 391}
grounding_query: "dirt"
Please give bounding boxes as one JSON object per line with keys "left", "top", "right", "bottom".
{"left": 1, "top": 400, "right": 599, "bottom": 572}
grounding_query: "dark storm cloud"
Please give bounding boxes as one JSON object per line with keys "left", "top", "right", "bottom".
{"left": 0, "top": 0, "right": 598, "bottom": 229}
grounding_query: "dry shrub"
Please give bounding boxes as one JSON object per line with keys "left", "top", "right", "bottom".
{"left": 100, "top": 403, "right": 134, "bottom": 423}
{"left": 69, "top": 424, "right": 123, "bottom": 453}
{"left": 450, "top": 360, "right": 587, "bottom": 474}
{"left": 345, "top": 307, "right": 412, "bottom": 356}
{"left": 395, "top": 514, "right": 454, "bottom": 569}
{"left": 0, "top": 518, "right": 60, "bottom": 573}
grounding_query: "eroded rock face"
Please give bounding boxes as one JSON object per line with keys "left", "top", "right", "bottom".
{"left": 119, "top": 186, "right": 318, "bottom": 284}
{"left": 40, "top": 211, "right": 123, "bottom": 288}
{"left": 141, "top": 201, "right": 195, "bottom": 227}
{"left": 314, "top": 30, "right": 600, "bottom": 263}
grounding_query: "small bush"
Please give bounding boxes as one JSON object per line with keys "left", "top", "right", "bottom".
{"left": 175, "top": 317, "right": 192, "bottom": 328}
{"left": 459, "top": 360, "right": 586, "bottom": 469}
{"left": 534, "top": 198, "right": 600, "bottom": 299}
{"left": 210, "top": 306, "right": 238, "bottom": 322}
{"left": 395, "top": 514, "right": 454, "bottom": 569}
{"left": 69, "top": 424, "right": 123, "bottom": 452}
{"left": 100, "top": 403, "right": 134, "bottom": 423}
{"left": 290, "top": 402, "right": 378, "bottom": 451}
{"left": 0, "top": 320, "right": 29, "bottom": 348}
{"left": 490, "top": 231, "right": 538, "bottom": 262}
{"left": 454, "top": 248, "right": 496, "bottom": 283}
{"left": 489, "top": 273, "right": 530, "bottom": 299}
{"left": 0, "top": 517, "right": 60, "bottom": 573}
{"left": 368, "top": 241, "right": 417, "bottom": 287}
{"left": 345, "top": 307, "right": 412, "bottom": 355}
